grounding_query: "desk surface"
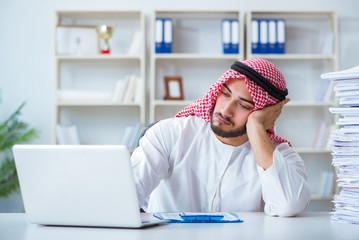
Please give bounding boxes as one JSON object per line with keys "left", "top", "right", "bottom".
{"left": 1, "top": 212, "right": 358, "bottom": 240}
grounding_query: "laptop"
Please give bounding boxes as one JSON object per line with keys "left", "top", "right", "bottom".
{"left": 12, "top": 144, "right": 166, "bottom": 228}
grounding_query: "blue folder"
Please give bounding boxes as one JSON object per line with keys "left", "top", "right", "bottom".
{"left": 222, "top": 19, "right": 231, "bottom": 54}
{"left": 155, "top": 18, "right": 164, "bottom": 53}
{"left": 153, "top": 212, "right": 244, "bottom": 223}
{"left": 231, "top": 19, "right": 239, "bottom": 54}
{"left": 251, "top": 19, "right": 260, "bottom": 54}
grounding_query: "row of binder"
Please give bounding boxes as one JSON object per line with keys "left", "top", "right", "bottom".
{"left": 251, "top": 18, "right": 286, "bottom": 54}
{"left": 221, "top": 19, "right": 239, "bottom": 54}
{"left": 155, "top": 18, "right": 173, "bottom": 53}
{"left": 154, "top": 18, "right": 285, "bottom": 55}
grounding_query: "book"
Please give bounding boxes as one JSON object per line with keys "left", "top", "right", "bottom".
{"left": 56, "top": 125, "right": 68, "bottom": 145}
{"left": 123, "top": 75, "right": 137, "bottom": 102}
{"left": 313, "top": 122, "right": 329, "bottom": 149}
{"left": 268, "top": 19, "right": 276, "bottom": 53}
{"left": 112, "top": 77, "right": 130, "bottom": 103}
{"left": 120, "top": 126, "right": 133, "bottom": 148}
{"left": 134, "top": 77, "right": 143, "bottom": 103}
{"left": 318, "top": 170, "right": 335, "bottom": 196}
{"left": 127, "top": 122, "right": 142, "bottom": 150}
{"left": 276, "top": 19, "right": 286, "bottom": 54}
{"left": 155, "top": 18, "right": 164, "bottom": 53}
{"left": 320, "top": 31, "right": 334, "bottom": 55}
{"left": 231, "top": 19, "right": 239, "bottom": 54}
{"left": 251, "top": 19, "right": 259, "bottom": 54}
{"left": 316, "top": 78, "right": 334, "bottom": 102}
{"left": 222, "top": 19, "right": 231, "bottom": 54}
{"left": 56, "top": 124, "right": 81, "bottom": 145}
{"left": 120, "top": 122, "right": 142, "bottom": 150}
{"left": 128, "top": 31, "right": 142, "bottom": 55}
{"left": 252, "top": 18, "right": 286, "bottom": 54}
{"left": 259, "top": 19, "right": 268, "bottom": 54}
{"left": 163, "top": 18, "right": 173, "bottom": 53}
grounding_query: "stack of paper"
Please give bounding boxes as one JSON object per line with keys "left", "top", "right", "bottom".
{"left": 322, "top": 64, "right": 359, "bottom": 224}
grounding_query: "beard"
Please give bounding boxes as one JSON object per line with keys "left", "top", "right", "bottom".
{"left": 210, "top": 111, "right": 247, "bottom": 138}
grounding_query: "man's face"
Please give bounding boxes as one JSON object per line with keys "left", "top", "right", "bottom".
{"left": 211, "top": 78, "right": 254, "bottom": 142}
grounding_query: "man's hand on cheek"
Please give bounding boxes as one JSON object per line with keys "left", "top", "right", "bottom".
{"left": 247, "top": 98, "right": 290, "bottom": 130}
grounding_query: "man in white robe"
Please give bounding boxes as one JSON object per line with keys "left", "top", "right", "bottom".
{"left": 131, "top": 59, "right": 311, "bottom": 216}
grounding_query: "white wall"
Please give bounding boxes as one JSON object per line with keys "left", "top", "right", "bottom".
{"left": 0, "top": 0, "right": 359, "bottom": 211}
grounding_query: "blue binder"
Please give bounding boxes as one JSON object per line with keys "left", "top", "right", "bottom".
{"left": 153, "top": 212, "right": 244, "bottom": 223}
{"left": 251, "top": 19, "right": 260, "bottom": 54}
{"left": 231, "top": 19, "right": 239, "bottom": 54}
{"left": 268, "top": 19, "right": 277, "bottom": 54}
{"left": 222, "top": 19, "right": 231, "bottom": 54}
{"left": 155, "top": 18, "right": 164, "bottom": 53}
{"left": 277, "top": 19, "right": 286, "bottom": 54}
{"left": 163, "top": 18, "right": 173, "bottom": 53}
{"left": 259, "top": 19, "right": 268, "bottom": 54}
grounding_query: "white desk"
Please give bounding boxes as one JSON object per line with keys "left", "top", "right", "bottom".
{"left": 1, "top": 212, "right": 358, "bottom": 240}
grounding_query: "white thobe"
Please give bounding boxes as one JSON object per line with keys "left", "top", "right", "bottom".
{"left": 131, "top": 116, "right": 311, "bottom": 216}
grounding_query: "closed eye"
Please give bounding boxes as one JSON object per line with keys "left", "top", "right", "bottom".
{"left": 221, "top": 90, "right": 230, "bottom": 97}
{"left": 240, "top": 104, "right": 252, "bottom": 110}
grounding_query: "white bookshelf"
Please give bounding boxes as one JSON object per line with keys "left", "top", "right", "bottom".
{"left": 51, "top": 9, "right": 339, "bottom": 211}
{"left": 53, "top": 10, "right": 145, "bottom": 145}
{"left": 246, "top": 10, "right": 338, "bottom": 209}
{"left": 150, "top": 10, "right": 244, "bottom": 122}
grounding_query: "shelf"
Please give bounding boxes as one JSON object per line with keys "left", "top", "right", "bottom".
{"left": 57, "top": 101, "right": 142, "bottom": 107}
{"left": 248, "top": 10, "right": 336, "bottom": 15}
{"left": 154, "top": 9, "right": 242, "bottom": 14}
{"left": 154, "top": 53, "right": 241, "bottom": 60}
{"left": 311, "top": 194, "right": 334, "bottom": 200}
{"left": 153, "top": 100, "right": 335, "bottom": 107}
{"left": 154, "top": 100, "right": 194, "bottom": 106}
{"left": 54, "top": 10, "right": 146, "bottom": 145}
{"left": 56, "top": 54, "right": 142, "bottom": 61}
{"left": 286, "top": 101, "right": 335, "bottom": 107}
{"left": 248, "top": 54, "right": 336, "bottom": 60}
{"left": 294, "top": 147, "right": 331, "bottom": 154}
{"left": 56, "top": 10, "right": 143, "bottom": 15}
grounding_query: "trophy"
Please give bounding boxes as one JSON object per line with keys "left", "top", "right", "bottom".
{"left": 96, "top": 25, "right": 112, "bottom": 54}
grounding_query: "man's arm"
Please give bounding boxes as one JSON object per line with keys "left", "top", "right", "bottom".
{"left": 246, "top": 98, "right": 290, "bottom": 170}
{"left": 246, "top": 99, "right": 311, "bottom": 216}
{"left": 131, "top": 120, "right": 173, "bottom": 208}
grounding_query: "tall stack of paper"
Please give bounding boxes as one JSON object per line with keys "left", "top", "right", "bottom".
{"left": 322, "top": 64, "right": 359, "bottom": 224}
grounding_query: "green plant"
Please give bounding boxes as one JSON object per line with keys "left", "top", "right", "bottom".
{"left": 0, "top": 103, "right": 38, "bottom": 197}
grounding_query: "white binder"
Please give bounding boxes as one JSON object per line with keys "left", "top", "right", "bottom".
{"left": 251, "top": 19, "right": 259, "bottom": 53}
{"left": 259, "top": 19, "right": 268, "bottom": 53}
